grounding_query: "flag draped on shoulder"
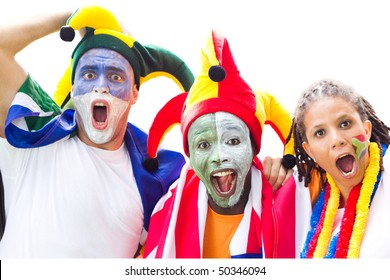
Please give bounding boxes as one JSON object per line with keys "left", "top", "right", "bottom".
{"left": 5, "top": 75, "right": 76, "bottom": 148}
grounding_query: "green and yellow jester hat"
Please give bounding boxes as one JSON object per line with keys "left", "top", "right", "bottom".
{"left": 147, "top": 30, "right": 295, "bottom": 169}
{"left": 53, "top": 5, "right": 194, "bottom": 108}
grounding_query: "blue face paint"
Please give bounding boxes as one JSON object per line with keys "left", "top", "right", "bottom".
{"left": 73, "top": 48, "right": 133, "bottom": 101}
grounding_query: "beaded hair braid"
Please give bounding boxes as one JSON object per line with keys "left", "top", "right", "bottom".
{"left": 286, "top": 79, "right": 390, "bottom": 188}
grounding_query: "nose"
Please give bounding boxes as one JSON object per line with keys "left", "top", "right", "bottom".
{"left": 93, "top": 86, "right": 109, "bottom": 94}
{"left": 330, "top": 129, "right": 346, "bottom": 149}
{"left": 93, "top": 76, "right": 109, "bottom": 94}
{"left": 210, "top": 144, "right": 230, "bottom": 164}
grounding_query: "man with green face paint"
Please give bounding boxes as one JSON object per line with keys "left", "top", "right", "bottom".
{"left": 187, "top": 112, "right": 254, "bottom": 211}
{"left": 143, "top": 31, "right": 297, "bottom": 258}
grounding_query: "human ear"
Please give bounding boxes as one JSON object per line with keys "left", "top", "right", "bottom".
{"left": 302, "top": 141, "right": 316, "bottom": 162}
{"left": 364, "top": 120, "right": 372, "bottom": 141}
{"left": 131, "top": 85, "right": 139, "bottom": 105}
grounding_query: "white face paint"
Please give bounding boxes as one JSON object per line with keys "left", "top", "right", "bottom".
{"left": 74, "top": 91, "right": 129, "bottom": 144}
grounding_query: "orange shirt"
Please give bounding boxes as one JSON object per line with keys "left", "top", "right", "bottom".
{"left": 202, "top": 205, "right": 244, "bottom": 258}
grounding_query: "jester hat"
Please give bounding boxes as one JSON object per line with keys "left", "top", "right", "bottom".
{"left": 53, "top": 5, "right": 194, "bottom": 108}
{"left": 148, "top": 30, "right": 295, "bottom": 168}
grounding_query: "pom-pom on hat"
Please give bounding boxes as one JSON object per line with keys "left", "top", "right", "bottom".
{"left": 53, "top": 5, "right": 194, "bottom": 108}
{"left": 147, "top": 30, "right": 295, "bottom": 167}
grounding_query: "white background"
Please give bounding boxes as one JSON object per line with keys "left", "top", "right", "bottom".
{"left": 3, "top": 0, "right": 390, "bottom": 160}
{"left": 2, "top": 0, "right": 390, "bottom": 277}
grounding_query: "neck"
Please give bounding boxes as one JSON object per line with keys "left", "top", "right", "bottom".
{"left": 77, "top": 127, "right": 125, "bottom": 150}
{"left": 208, "top": 172, "right": 251, "bottom": 215}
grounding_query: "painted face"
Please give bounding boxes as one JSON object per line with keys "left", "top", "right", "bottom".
{"left": 302, "top": 96, "right": 372, "bottom": 189}
{"left": 187, "top": 112, "right": 254, "bottom": 208}
{"left": 73, "top": 48, "right": 133, "bottom": 101}
{"left": 72, "top": 48, "right": 138, "bottom": 147}
{"left": 74, "top": 92, "right": 129, "bottom": 144}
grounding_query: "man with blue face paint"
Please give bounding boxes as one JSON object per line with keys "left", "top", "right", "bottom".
{"left": 143, "top": 31, "right": 297, "bottom": 258}
{"left": 0, "top": 6, "right": 194, "bottom": 257}
{"left": 72, "top": 48, "right": 136, "bottom": 147}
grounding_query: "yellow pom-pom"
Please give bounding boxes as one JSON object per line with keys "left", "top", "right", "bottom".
{"left": 66, "top": 6, "right": 121, "bottom": 33}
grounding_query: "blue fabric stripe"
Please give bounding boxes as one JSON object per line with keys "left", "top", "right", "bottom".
{"left": 231, "top": 252, "right": 263, "bottom": 258}
{"left": 5, "top": 108, "right": 76, "bottom": 148}
{"left": 6, "top": 104, "right": 40, "bottom": 121}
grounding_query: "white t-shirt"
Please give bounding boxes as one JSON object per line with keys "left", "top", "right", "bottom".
{"left": 0, "top": 136, "right": 144, "bottom": 258}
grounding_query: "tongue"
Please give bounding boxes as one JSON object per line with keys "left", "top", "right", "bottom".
{"left": 216, "top": 175, "right": 233, "bottom": 192}
{"left": 93, "top": 106, "right": 107, "bottom": 122}
{"left": 337, "top": 155, "right": 354, "bottom": 173}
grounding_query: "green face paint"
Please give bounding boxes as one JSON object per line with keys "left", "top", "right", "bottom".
{"left": 187, "top": 112, "right": 253, "bottom": 208}
{"left": 352, "top": 134, "right": 368, "bottom": 160}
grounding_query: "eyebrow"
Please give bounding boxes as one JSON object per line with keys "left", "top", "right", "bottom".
{"left": 308, "top": 113, "right": 353, "bottom": 131}
{"left": 192, "top": 128, "right": 213, "bottom": 138}
{"left": 79, "top": 64, "right": 128, "bottom": 72}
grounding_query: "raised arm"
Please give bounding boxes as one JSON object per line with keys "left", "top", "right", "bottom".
{"left": 0, "top": 10, "right": 71, "bottom": 137}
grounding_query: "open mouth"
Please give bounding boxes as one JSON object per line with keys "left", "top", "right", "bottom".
{"left": 92, "top": 101, "right": 109, "bottom": 130}
{"left": 336, "top": 154, "right": 356, "bottom": 176}
{"left": 210, "top": 169, "right": 237, "bottom": 197}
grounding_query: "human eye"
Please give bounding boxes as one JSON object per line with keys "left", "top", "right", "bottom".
{"left": 110, "top": 73, "right": 123, "bottom": 82}
{"left": 83, "top": 71, "right": 96, "bottom": 80}
{"left": 198, "top": 141, "right": 210, "bottom": 150}
{"left": 340, "top": 120, "right": 351, "bottom": 129}
{"left": 314, "top": 129, "right": 325, "bottom": 138}
{"left": 227, "top": 138, "right": 240, "bottom": 145}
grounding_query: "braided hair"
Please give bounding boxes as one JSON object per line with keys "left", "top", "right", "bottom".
{"left": 286, "top": 79, "right": 390, "bottom": 188}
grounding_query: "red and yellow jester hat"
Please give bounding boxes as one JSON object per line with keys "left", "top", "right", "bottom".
{"left": 148, "top": 31, "right": 295, "bottom": 167}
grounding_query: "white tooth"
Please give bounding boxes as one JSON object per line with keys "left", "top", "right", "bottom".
{"left": 214, "top": 171, "right": 233, "bottom": 177}
{"left": 95, "top": 103, "right": 105, "bottom": 106}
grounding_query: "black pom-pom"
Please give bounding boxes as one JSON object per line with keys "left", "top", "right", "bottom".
{"left": 208, "top": 65, "right": 226, "bottom": 82}
{"left": 60, "top": 26, "right": 75, "bottom": 42}
{"left": 143, "top": 158, "right": 159, "bottom": 173}
{"left": 281, "top": 154, "right": 296, "bottom": 169}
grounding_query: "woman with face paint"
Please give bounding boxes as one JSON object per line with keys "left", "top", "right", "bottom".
{"left": 0, "top": 6, "right": 194, "bottom": 258}
{"left": 283, "top": 79, "right": 390, "bottom": 258}
{"left": 143, "top": 31, "right": 297, "bottom": 258}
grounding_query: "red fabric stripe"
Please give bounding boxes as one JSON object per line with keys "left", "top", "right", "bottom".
{"left": 246, "top": 208, "right": 262, "bottom": 254}
{"left": 143, "top": 186, "right": 177, "bottom": 257}
{"left": 335, "top": 183, "right": 361, "bottom": 258}
{"left": 174, "top": 170, "right": 202, "bottom": 258}
{"left": 259, "top": 171, "right": 276, "bottom": 258}
{"left": 273, "top": 176, "right": 297, "bottom": 258}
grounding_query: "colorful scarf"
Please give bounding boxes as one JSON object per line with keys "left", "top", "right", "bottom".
{"left": 144, "top": 161, "right": 279, "bottom": 258}
{"left": 300, "top": 142, "right": 382, "bottom": 258}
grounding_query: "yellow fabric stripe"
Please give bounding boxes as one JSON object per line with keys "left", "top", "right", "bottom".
{"left": 140, "top": 72, "right": 186, "bottom": 92}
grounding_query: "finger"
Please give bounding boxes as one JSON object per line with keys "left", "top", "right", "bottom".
{"left": 267, "top": 159, "right": 283, "bottom": 189}
{"left": 261, "top": 156, "right": 273, "bottom": 181}
{"left": 272, "top": 166, "right": 287, "bottom": 192}
{"left": 118, "top": 20, "right": 132, "bottom": 36}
